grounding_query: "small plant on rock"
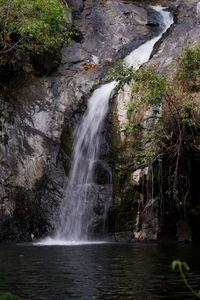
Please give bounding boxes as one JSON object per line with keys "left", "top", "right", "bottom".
{"left": 176, "top": 42, "right": 200, "bottom": 91}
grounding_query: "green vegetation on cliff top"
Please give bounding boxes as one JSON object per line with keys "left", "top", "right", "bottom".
{"left": 0, "top": 0, "right": 75, "bottom": 56}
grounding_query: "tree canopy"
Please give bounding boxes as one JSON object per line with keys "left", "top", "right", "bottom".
{"left": 0, "top": 0, "right": 75, "bottom": 56}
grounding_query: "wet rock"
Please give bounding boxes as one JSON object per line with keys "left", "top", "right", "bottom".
{"left": 176, "top": 220, "right": 192, "bottom": 242}
{"left": 31, "top": 49, "right": 62, "bottom": 76}
{"left": 61, "top": 43, "right": 88, "bottom": 64}
{"left": 116, "top": 83, "right": 132, "bottom": 142}
{"left": 134, "top": 197, "right": 160, "bottom": 241}
{"left": 0, "top": 76, "right": 67, "bottom": 242}
{"left": 149, "top": 0, "right": 200, "bottom": 78}
{"left": 147, "top": 21, "right": 159, "bottom": 26}
{"left": 93, "top": 161, "right": 111, "bottom": 185}
{"left": 114, "top": 231, "right": 134, "bottom": 242}
{"left": 131, "top": 168, "right": 149, "bottom": 186}
{"left": 66, "top": 0, "right": 84, "bottom": 18}
{"left": 88, "top": 184, "right": 113, "bottom": 238}
{"left": 74, "top": 0, "right": 154, "bottom": 64}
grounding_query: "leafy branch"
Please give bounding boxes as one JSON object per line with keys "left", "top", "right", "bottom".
{"left": 109, "top": 45, "right": 200, "bottom": 212}
{"left": 0, "top": 0, "right": 76, "bottom": 57}
{"left": 172, "top": 260, "right": 200, "bottom": 298}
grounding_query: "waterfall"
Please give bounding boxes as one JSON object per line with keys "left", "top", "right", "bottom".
{"left": 38, "top": 6, "right": 173, "bottom": 245}
{"left": 124, "top": 6, "right": 173, "bottom": 67}
{"left": 55, "top": 81, "right": 117, "bottom": 242}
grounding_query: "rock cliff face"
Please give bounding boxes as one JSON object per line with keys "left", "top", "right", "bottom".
{"left": 0, "top": 0, "right": 160, "bottom": 241}
{"left": 142, "top": 0, "right": 200, "bottom": 242}
{"left": 110, "top": 0, "right": 200, "bottom": 242}
{"left": 1, "top": 0, "right": 200, "bottom": 243}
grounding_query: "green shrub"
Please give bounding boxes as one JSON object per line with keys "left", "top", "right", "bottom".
{"left": 104, "top": 59, "right": 135, "bottom": 90}
{"left": 0, "top": 0, "right": 75, "bottom": 55}
{"left": 177, "top": 42, "right": 200, "bottom": 91}
{"left": 109, "top": 58, "right": 200, "bottom": 206}
{"left": 105, "top": 60, "right": 172, "bottom": 105}
{"left": 132, "top": 66, "right": 172, "bottom": 106}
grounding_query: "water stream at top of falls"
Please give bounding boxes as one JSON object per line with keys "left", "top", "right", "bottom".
{"left": 38, "top": 6, "right": 173, "bottom": 246}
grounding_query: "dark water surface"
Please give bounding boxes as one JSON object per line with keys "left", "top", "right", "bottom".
{"left": 0, "top": 242, "right": 200, "bottom": 299}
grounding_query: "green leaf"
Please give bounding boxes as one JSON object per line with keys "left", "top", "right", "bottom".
{"left": 182, "top": 262, "right": 190, "bottom": 272}
{"left": 172, "top": 259, "right": 180, "bottom": 271}
{"left": 197, "top": 291, "right": 200, "bottom": 297}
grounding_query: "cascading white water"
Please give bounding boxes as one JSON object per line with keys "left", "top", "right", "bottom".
{"left": 55, "top": 81, "right": 117, "bottom": 241}
{"left": 38, "top": 6, "right": 173, "bottom": 245}
{"left": 124, "top": 6, "right": 173, "bottom": 67}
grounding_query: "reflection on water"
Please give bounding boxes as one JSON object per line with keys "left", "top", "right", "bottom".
{"left": 0, "top": 243, "right": 200, "bottom": 299}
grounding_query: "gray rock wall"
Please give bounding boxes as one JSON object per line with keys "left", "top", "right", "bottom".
{"left": 3, "top": 0, "right": 199, "bottom": 243}
{"left": 0, "top": 0, "right": 157, "bottom": 242}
